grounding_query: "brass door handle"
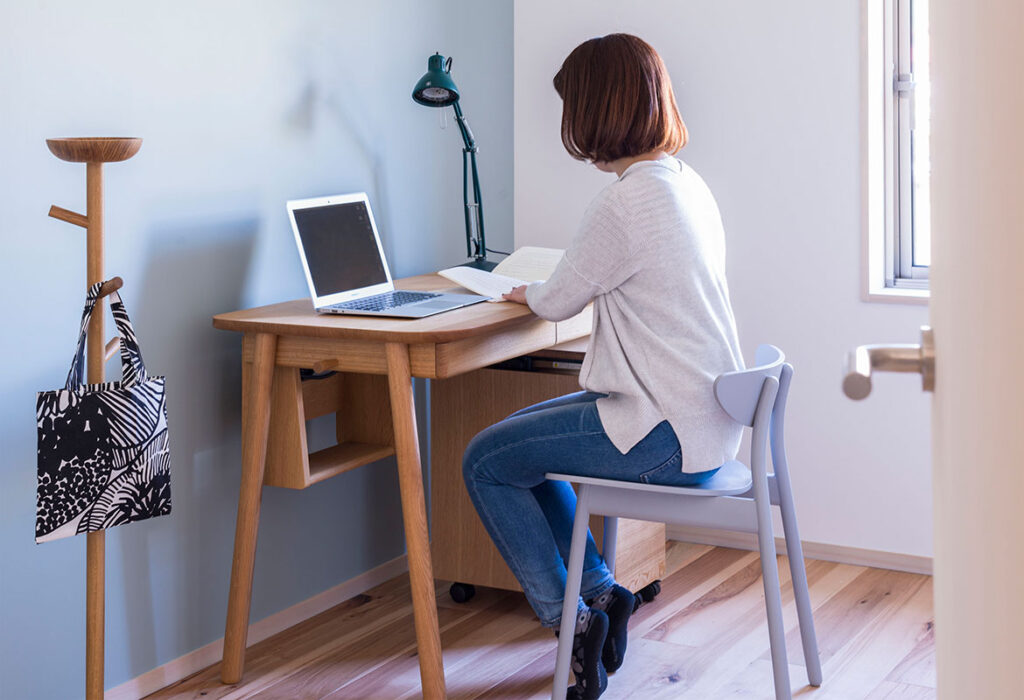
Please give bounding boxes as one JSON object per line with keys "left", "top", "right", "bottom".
{"left": 843, "top": 326, "right": 935, "bottom": 400}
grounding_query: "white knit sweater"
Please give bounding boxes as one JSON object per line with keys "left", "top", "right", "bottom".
{"left": 525, "top": 157, "right": 744, "bottom": 473}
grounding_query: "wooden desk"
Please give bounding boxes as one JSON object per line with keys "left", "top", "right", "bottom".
{"left": 212, "top": 275, "right": 591, "bottom": 699}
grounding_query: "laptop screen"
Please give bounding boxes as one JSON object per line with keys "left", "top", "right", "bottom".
{"left": 292, "top": 200, "right": 388, "bottom": 297}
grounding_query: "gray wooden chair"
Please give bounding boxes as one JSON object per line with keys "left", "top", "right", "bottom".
{"left": 548, "top": 345, "right": 821, "bottom": 700}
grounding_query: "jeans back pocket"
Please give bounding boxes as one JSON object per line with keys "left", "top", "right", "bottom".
{"left": 638, "top": 449, "right": 683, "bottom": 484}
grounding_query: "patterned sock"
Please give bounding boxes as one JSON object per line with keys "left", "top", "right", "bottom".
{"left": 589, "top": 584, "right": 634, "bottom": 673}
{"left": 566, "top": 607, "right": 609, "bottom": 700}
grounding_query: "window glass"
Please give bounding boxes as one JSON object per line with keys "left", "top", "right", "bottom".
{"left": 910, "top": 0, "right": 931, "bottom": 268}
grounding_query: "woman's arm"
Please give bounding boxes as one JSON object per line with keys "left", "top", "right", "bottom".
{"left": 509, "top": 194, "right": 636, "bottom": 321}
{"left": 522, "top": 259, "right": 606, "bottom": 320}
{"left": 501, "top": 262, "right": 602, "bottom": 320}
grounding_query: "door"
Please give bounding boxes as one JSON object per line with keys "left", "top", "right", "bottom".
{"left": 849, "top": 2, "right": 1024, "bottom": 697}
{"left": 931, "top": 1, "right": 1024, "bottom": 696}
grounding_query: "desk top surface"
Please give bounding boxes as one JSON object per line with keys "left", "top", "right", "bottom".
{"left": 212, "top": 274, "right": 541, "bottom": 344}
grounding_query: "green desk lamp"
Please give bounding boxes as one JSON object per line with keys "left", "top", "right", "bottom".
{"left": 413, "top": 53, "right": 496, "bottom": 271}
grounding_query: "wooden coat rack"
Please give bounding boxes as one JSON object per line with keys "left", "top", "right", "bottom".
{"left": 47, "top": 136, "right": 142, "bottom": 700}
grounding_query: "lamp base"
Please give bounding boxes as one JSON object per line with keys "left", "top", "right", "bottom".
{"left": 459, "top": 257, "right": 498, "bottom": 272}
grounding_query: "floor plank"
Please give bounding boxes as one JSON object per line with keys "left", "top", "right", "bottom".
{"left": 812, "top": 577, "right": 932, "bottom": 700}
{"left": 667, "top": 559, "right": 862, "bottom": 699}
{"left": 864, "top": 680, "right": 936, "bottom": 700}
{"left": 145, "top": 543, "right": 936, "bottom": 700}
{"left": 885, "top": 619, "right": 936, "bottom": 689}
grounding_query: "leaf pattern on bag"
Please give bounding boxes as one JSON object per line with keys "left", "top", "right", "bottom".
{"left": 79, "top": 425, "right": 170, "bottom": 534}
{"left": 99, "top": 447, "right": 171, "bottom": 529}
{"left": 36, "top": 391, "right": 113, "bottom": 537}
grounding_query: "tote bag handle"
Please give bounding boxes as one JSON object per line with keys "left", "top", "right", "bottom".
{"left": 65, "top": 280, "right": 149, "bottom": 390}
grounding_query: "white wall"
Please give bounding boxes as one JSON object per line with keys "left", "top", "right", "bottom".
{"left": 515, "top": 0, "right": 932, "bottom": 557}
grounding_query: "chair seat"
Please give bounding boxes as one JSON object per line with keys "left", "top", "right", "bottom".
{"left": 546, "top": 459, "right": 753, "bottom": 497}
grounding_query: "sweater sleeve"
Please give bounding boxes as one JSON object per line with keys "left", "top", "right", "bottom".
{"left": 525, "top": 193, "right": 636, "bottom": 321}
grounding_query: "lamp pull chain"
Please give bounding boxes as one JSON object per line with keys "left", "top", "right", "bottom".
{"left": 439, "top": 110, "right": 447, "bottom": 130}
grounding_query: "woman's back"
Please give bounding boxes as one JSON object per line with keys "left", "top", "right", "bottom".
{"left": 527, "top": 156, "right": 744, "bottom": 472}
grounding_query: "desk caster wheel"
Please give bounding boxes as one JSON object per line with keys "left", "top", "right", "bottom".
{"left": 632, "top": 580, "right": 661, "bottom": 612}
{"left": 449, "top": 582, "right": 476, "bottom": 604}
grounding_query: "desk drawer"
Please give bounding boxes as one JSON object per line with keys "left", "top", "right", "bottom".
{"left": 488, "top": 354, "right": 583, "bottom": 376}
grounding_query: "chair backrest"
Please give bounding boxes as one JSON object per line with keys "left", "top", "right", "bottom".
{"left": 713, "top": 344, "right": 786, "bottom": 427}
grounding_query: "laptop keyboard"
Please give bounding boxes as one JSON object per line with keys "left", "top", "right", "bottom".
{"left": 329, "top": 290, "right": 441, "bottom": 312}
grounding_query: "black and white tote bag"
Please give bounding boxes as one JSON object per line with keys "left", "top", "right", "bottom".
{"left": 35, "top": 281, "right": 171, "bottom": 543}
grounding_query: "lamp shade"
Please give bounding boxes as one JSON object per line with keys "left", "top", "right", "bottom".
{"left": 412, "top": 53, "right": 460, "bottom": 106}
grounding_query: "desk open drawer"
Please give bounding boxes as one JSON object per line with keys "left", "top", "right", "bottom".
{"left": 261, "top": 367, "right": 396, "bottom": 489}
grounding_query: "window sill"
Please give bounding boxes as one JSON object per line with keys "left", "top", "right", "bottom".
{"left": 863, "top": 285, "right": 930, "bottom": 305}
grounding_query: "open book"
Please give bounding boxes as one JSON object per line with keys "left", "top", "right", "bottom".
{"left": 438, "top": 246, "right": 564, "bottom": 301}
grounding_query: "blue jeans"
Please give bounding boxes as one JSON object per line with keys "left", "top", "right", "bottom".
{"left": 462, "top": 391, "right": 719, "bottom": 627}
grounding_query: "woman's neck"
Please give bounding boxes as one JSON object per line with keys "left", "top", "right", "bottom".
{"left": 596, "top": 150, "right": 669, "bottom": 177}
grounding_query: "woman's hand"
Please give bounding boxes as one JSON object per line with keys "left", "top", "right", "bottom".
{"left": 502, "top": 285, "right": 529, "bottom": 305}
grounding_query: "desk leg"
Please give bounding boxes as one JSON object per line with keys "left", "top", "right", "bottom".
{"left": 222, "top": 332, "right": 278, "bottom": 684}
{"left": 385, "top": 342, "right": 447, "bottom": 700}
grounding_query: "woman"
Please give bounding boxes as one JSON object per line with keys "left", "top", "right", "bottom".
{"left": 462, "top": 33, "right": 743, "bottom": 699}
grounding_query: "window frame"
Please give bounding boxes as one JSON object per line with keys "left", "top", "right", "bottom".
{"left": 863, "top": 0, "right": 930, "bottom": 303}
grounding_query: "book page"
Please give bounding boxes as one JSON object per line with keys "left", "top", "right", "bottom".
{"left": 491, "top": 246, "right": 564, "bottom": 282}
{"left": 437, "top": 266, "right": 526, "bottom": 302}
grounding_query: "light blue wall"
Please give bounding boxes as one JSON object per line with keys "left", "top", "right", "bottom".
{"left": 0, "top": 2, "right": 512, "bottom": 697}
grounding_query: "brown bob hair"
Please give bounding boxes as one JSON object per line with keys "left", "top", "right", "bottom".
{"left": 553, "top": 33, "right": 688, "bottom": 164}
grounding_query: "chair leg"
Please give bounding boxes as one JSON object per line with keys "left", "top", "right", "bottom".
{"left": 602, "top": 516, "right": 618, "bottom": 572}
{"left": 777, "top": 484, "right": 822, "bottom": 686}
{"left": 552, "top": 485, "right": 592, "bottom": 700}
{"left": 755, "top": 498, "right": 791, "bottom": 700}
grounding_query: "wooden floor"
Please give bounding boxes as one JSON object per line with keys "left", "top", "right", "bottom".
{"left": 146, "top": 542, "right": 935, "bottom": 699}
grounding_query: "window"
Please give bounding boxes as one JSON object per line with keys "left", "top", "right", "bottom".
{"left": 864, "top": 0, "right": 930, "bottom": 301}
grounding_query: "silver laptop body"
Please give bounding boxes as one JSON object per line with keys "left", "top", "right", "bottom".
{"left": 287, "top": 193, "right": 488, "bottom": 318}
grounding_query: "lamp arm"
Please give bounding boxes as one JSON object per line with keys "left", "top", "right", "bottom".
{"left": 452, "top": 101, "right": 476, "bottom": 152}
{"left": 468, "top": 149, "right": 486, "bottom": 258}
{"left": 453, "top": 101, "right": 486, "bottom": 261}
{"left": 462, "top": 150, "right": 472, "bottom": 258}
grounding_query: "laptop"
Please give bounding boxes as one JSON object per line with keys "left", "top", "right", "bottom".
{"left": 287, "top": 193, "right": 489, "bottom": 317}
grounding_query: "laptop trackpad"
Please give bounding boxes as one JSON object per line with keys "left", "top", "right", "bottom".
{"left": 416, "top": 301, "right": 459, "bottom": 310}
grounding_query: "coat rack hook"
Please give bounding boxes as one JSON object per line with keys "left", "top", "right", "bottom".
{"left": 97, "top": 277, "right": 123, "bottom": 299}
{"left": 104, "top": 337, "right": 120, "bottom": 362}
{"left": 49, "top": 205, "right": 89, "bottom": 228}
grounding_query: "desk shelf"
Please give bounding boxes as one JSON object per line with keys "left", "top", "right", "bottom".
{"left": 307, "top": 443, "right": 396, "bottom": 486}
{"left": 257, "top": 362, "right": 395, "bottom": 490}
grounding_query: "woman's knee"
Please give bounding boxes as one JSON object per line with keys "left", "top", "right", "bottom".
{"left": 462, "top": 423, "right": 502, "bottom": 485}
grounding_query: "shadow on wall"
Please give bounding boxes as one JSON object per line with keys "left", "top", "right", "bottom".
{"left": 320, "top": 89, "right": 392, "bottom": 263}
{"left": 113, "top": 216, "right": 258, "bottom": 675}
{"left": 285, "top": 75, "right": 408, "bottom": 273}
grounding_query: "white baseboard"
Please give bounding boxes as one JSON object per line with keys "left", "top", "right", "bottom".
{"left": 666, "top": 525, "right": 932, "bottom": 576}
{"left": 105, "top": 554, "right": 409, "bottom": 700}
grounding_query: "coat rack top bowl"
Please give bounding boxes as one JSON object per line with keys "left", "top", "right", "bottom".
{"left": 46, "top": 137, "right": 142, "bottom": 163}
